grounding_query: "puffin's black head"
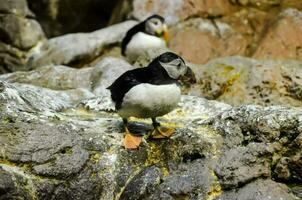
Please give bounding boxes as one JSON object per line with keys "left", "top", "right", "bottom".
{"left": 157, "top": 52, "right": 197, "bottom": 85}
{"left": 143, "top": 14, "right": 169, "bottom": 42}
{"left": 149, "top": 52, "right": 188, "bottom": 80}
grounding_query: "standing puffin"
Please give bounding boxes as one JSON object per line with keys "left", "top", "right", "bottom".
{"left": 107, "top": 52, "right": 193, "bottom": 149}
{"left": 121, "top": 14, "right": 169, "bottom": 63}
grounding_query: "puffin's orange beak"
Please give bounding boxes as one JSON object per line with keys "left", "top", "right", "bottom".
{"left": 155, "top": 25, "right": 169, "bottom": 44}
{"left": 163, "top": 25, "right": 169, "bottom": 43}
{"left": 163, "top": 29, "right": 169, "bottom": 43}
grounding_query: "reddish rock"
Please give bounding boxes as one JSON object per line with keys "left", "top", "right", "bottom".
{"left": 220, "top": 8, "right": 275, "bottom": 56}
{"left": 131, "top": 0, "right": 235, "bottom": 25}
{"left": 253, "top": 8, "right": 302, "bottom": 60}
{"left": 168, "top": 19, "right": 248, "bottom": 64}
{"left": 230, "top": 0, "right": 282, "bottom": 9}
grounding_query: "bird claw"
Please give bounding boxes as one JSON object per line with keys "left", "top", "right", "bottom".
{"left": 123, "top": 131, "right": 142, "bottom": 149}
{"left": 151, "top": 127, "right": 175, "bottom": 139}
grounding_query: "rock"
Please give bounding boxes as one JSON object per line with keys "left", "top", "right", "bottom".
{"left": 253, "top": 8, "right": 302, "bottom": 60}
{"left": 0, "top": 57, "right": 134, "bottom": 95}
{"left": 291, "top": 185, "right": 302, "bottom": 199}
{"left": 0, "top": 42, "right": 28, "bottom": 74}
{"left": 0, "top": 81, "right": 93, "bottom": 113}
{"left": 274, "top": 132, "right": 302, "bottom": 182}
{"left": 0, "top": 78, "right": 301, "bottom": 199}
{"left": 188, "top": 56, "right": 302, "bottom": 107}
{"left": 219, "top": 7, "right": 273, "bottom": 56}
{"left": 0, "top": 56, "right": 134, "bottom": 112}
{"left": 168, "top": 18, "right": 248, "bottom": 64}
{"left": 28, "top": 20, "right": 137, "bottom": 68}
{"left": 0, "top": 168, "right": 35, "bottom": 200}
{"left": 0, "top": 14, "right": 45, "bottom": 50}
{"left": 148, "top": 160, "right": 217, "bottom": 200}
{"left": 215, "top": 143, "right": 272, "bottom": 188}
{"left": 215, "top": 179, "right": 299, "bottom": 200}
{"left": 230, "top": 0, "right": 282, "bottom": 9}
{"left": 0, "top": 0, "right": 34, "bottom": 17}
{"left": 0, "top": 0, "right": 46, "bottom": 73}
{"left": 119, "top": 165, "right": 162, "bottom": 200}
{"left": 130, "top": 0, "right": 235, "bottom": 25}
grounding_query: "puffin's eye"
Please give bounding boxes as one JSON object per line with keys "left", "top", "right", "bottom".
{"left": 153, "top": 21, "right": 159, "bottom": 25}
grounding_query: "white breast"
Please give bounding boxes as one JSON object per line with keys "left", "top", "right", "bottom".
{"left": 125, "top": 32, "right": 166, "bottom": 63}
{"left": 118, "top": 83, "right": 181, "bottom": 119}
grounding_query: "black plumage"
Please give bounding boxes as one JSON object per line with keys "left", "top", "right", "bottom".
{"left": 121, "top": 14, "right": 165, "bottom": 55}
{"left": 107, "top": 52, "right": 179, "bottom": 110}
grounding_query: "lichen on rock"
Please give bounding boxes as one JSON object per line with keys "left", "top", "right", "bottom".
{"left": 0, "top": 78, "right": 301, "bottom": 199}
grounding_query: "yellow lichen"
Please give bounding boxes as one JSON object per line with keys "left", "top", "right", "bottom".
{"left": 0, "top": 159, "right": 17, "bottom": 167}
{"left": 216, "top": 64, "right": 236, "bottom": 76}
{"left": 207, "top": 170, "right": 222, "bottom": 200}
{"left": 64, "top": 107, "right": 97, "bottom": 119}
{"left": 214, "top": 63, "right": 242, "bottom": 96}
{"left": 196, "top": 126, "right": 222, "bottom": 159}
{"left": 90, "top": 152, "right": 101, "bottom": 163}
{"left": 207, "top": 184, "right": 222, "bottom": 200}
{"left": 175, "top": 109, "right": 185, "bottom": 117}
{"left": 161, "top": 166, "right": 170, "bottom": 177}
{"left": 144, "top": 142, "right": 164, "bottom": 167}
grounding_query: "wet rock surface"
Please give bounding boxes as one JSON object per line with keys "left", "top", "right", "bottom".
{"left": 0, "top": 77, "right": 301, "bottom": 199}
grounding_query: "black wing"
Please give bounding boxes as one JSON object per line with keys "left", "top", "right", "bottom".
{"left": 121, "top": 22, "right": 145, "bottom": 56}
{"left": 107, "top": 68, "right": 145, "bottom": 110}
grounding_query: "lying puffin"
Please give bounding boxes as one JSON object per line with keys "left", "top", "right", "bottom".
{"left": 121, "top": 14, "right": 169, "bottom": 63}
{"left": 107, "top": 52, "right": 194, "bottom": 149}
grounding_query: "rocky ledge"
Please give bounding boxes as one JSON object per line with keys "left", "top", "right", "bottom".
{"left": 0, "top": 76, "right": 301, "bottom": 199}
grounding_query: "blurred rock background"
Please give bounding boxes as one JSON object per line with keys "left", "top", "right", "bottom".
{"left": 2, "top": 0, "right": 302, "bottom": 71}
